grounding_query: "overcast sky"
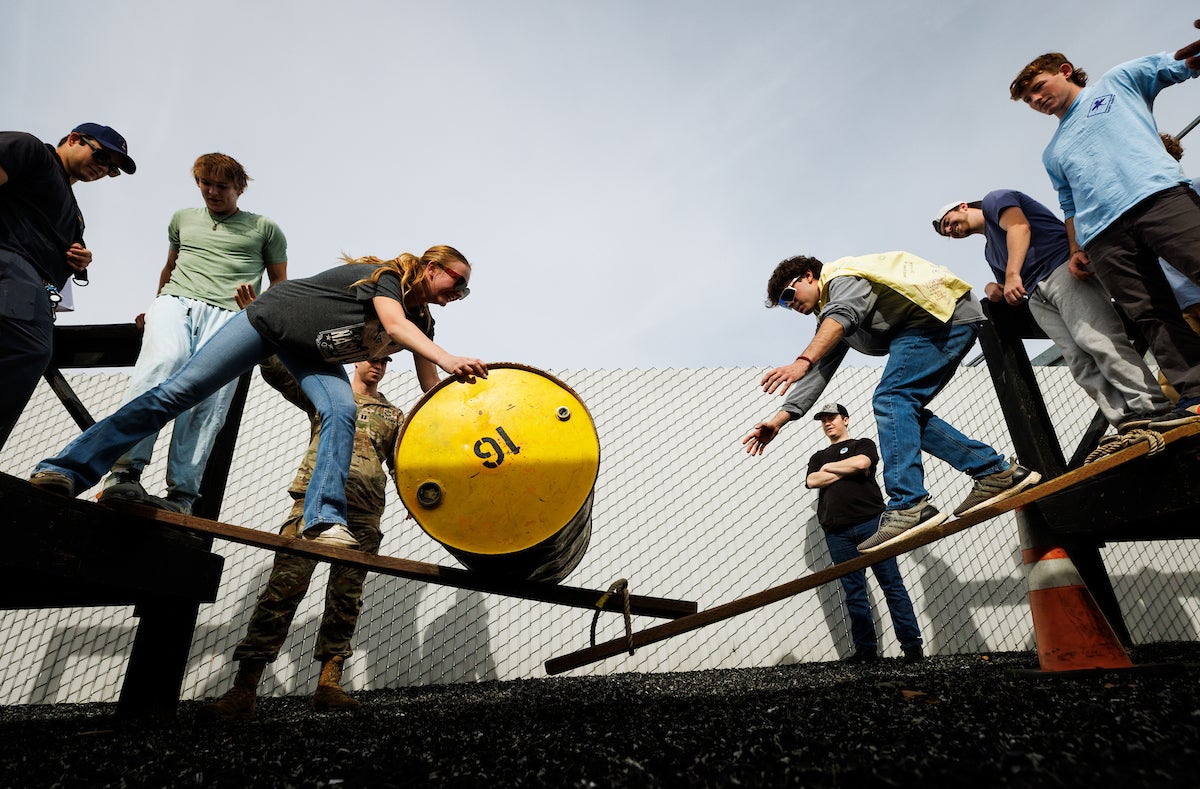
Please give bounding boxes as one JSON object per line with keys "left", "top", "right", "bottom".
{"left": 7, "top": 1, "right": 1200, "bottom": 372}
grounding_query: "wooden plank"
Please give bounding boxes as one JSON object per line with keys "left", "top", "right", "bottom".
{"left": 0, "top": 477, "right": 224, "bottom": 606}
{"left": 544, "top": 422, "right": 1200, "bottom": 675}
{"left": 64, "top": 490, "right": 696, "bottom": 620}
{"left": 51, "top": 323, "right": 142, "bottom": 369}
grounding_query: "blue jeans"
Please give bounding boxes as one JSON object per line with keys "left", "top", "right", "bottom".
{"left": 35, "top": 312, "right": 357, "bottom": 530}
{"left": 825, "top": 516, "right": 922, "bottom": 652}
{"left": 874, "top": 321, "right": 1007, "bottom": 511}
{"left": 112, "top": 295, "right": 242, "bottom": 507}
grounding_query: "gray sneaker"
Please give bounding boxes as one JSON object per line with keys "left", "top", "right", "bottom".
{"left": 1146, "top": 402, "right": 1200, "bottom": 432}
{"left": 97, "top": 469, "right": 148, "bottom": 506}
{"left": 29, "top": 470, "right": 75, "bottom": 497}
{"left": 1116, "top": 413, "right": 1159, "bottom": 433}
{"left": 302, "top": 523, "right": 359, "bottom": 549}
{"left": 952, "top": 463, "right": 1041, "bottom": 517}
{"left": 856, "top": 499, "right": 948, "bottom": 552}
{"left": 143, "top": 494, "right": 193, "bottom": 516}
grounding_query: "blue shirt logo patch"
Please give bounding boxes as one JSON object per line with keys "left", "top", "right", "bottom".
{"left": 1088, "top": 94, "right": 1114, "bottom": 117}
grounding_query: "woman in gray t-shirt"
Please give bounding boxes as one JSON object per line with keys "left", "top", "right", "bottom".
{"left": 31, "top": 246, "right": 486, "bottom": 544}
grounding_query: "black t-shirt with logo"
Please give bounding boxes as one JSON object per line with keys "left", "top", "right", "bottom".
{"left": 806, "top": 437, "right": 884, "bottom": 531}
{"left": 246, "top": 263, "right": 434, "bottom": 364}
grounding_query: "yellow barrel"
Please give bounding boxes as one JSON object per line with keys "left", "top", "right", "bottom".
{"left": 394, "top": 363, "right": 599, "bottom": 583}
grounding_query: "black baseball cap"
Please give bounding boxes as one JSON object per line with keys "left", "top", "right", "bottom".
{"left": 812, "top": 402, "right": 849, "bottom": 419}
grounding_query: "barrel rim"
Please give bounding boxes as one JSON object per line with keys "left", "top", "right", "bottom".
{"left": 395, "top": 362, "right": 599, "bottom": 453}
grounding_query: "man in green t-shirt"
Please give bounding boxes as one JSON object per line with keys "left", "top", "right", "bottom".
{"left": 99, "top": 153, "right": 287, "bottom": 515}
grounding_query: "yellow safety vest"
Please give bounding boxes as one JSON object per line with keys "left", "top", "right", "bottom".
{"left": 817, "top": 251, "right": 971, "bottom": 323}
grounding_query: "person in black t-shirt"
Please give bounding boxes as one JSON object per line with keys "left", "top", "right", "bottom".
{"left": 0, "top": 123, "right": 136, "bottom": 449}
{"left": 806, "top": 403, "right": 923, "bottom": 662}
{"left": 31, "top": 246, "right": 486, "bottom": 548}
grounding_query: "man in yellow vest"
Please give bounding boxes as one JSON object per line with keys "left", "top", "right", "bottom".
{"left": 743, "top": 252, "right": 1040, "bottom": 552}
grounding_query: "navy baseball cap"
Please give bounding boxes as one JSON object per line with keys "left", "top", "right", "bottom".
{"left": 73, "top": 123, "right": 136, "bottom": 174}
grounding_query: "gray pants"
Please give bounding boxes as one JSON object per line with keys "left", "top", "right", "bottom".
{"left": 1028, "top": 264, "right": 1169, "bottom": 425}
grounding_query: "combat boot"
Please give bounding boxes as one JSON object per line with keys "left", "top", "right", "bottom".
{"left": 311, "top": 655, "right": 360, "bottom": 711}
{"left": 197, "top": 659, "right": 266, "bottom": 721}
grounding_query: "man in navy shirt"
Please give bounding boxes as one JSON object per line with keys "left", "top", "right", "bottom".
{"left": 0, "top": 123, "right": 136, "bottom": 448}
{"left": 934, "top": 191, "right": 1169, "bottom": 432}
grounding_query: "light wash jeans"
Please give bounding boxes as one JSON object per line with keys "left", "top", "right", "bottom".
{"left": 824, "top": 515, "right": 922, "bottom": 653}
{"left": 112, "top": 295, "right": 241, "bottom": 507}
{"left": 35, "top": 312, "right": 356, "bottom": 530}
{"left": 1028, "top": 265, "right": 1169, "bottom": 426}
{"left": 873, "top": 322, "right": 1007, "bottom": 512}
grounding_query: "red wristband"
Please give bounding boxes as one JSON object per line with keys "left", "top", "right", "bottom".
{"left": 796, "top": 355, "right": 814, "bottom": 366}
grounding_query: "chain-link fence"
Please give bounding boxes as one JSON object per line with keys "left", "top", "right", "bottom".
{"left": 2, "top": 362, "right": 1197, "bottom": 704}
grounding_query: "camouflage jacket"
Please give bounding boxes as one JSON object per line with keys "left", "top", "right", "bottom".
{"left": 259, "top": 357, "right": 402, "bottom": 518}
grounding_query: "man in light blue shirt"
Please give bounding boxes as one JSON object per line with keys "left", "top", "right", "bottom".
{"left": 1010, "top": 21, "right": 1200, "bottom": 430}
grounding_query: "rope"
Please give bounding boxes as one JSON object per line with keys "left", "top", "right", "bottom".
{"left": 590, "top": 578, "right": 634, "bottom": 655}
{"left": 1084, "top": 428, "right": 1166, "bottom": 464}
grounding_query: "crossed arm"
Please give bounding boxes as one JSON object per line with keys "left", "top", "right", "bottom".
{"left": 806, "top": 453, "right": 872, "bottom": 489}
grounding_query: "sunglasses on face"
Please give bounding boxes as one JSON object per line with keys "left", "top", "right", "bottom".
{"left": 778, "top": 277, "right": 801, "bottom": 308}
{"left": 435, "top": 262, "right": 471, "bottom": 298}
{"left": 79, "top": 137, "right": 119, "bottom": 176}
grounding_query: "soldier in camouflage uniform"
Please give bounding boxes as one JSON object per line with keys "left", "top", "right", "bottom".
{"left": 201, "top": 354, "right": 402, "bottom": 719}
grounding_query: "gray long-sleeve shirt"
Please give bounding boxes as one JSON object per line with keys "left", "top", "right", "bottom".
{"left": 780, "top": 276, "right": 984, "bottom": 418}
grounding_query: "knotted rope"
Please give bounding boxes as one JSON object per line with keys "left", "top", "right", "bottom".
{"left": 1084, "top": 428, "right": 1166, "bottom": 465}
{"left": 590, "top": 578, "right": 634, "bottom": 655}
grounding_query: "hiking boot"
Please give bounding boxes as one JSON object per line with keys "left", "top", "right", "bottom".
{"left": 29, "top": 470, "right": 74, "bottom": 497}
{"left": 951, "top": 463, "right": 1041, "bottom": 517}
{"left": 197, "top": 659, "right": 265, "bottom": 722}
{"left": 903, "top": 646, "right": 925, "bottom": 663}
{"left": 1146, "top": 400, "right": 1200, "bottom": 432}
{"left": 197, "top": 685, "right": 257, "bottom": 722}
{"left": 302, "top": 523, "right": 358, "bottom": 549}
{"left": 98, "top": 469, "right": 148, "bottom": 506}
{"left": 311, "top": 656, "right": 360, "bottom": 712}
{"left": 311, "top": 683, "right": 361, "bottom": 712}
{"left": 856, "top": 499, "right": 947, "bottom": 552}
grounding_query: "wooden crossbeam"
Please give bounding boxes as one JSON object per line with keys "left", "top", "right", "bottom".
{"left": 86, "top": 495, "right": 696, "bottom": 620}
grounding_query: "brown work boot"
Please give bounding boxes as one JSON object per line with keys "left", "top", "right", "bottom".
{"left": 197, "top": 659, "right": 266, "bottom": 722}
{"left": 311, "top": 655, "right": 360, "bottom": 711}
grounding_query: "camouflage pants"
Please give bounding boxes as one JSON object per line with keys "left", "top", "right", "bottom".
{"left": 233, "top": 500, "right": 382, "bottom": 664}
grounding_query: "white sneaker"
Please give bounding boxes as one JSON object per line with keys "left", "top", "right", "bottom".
{"left": 302, "top": 523, "right": 358, "bottom": 549}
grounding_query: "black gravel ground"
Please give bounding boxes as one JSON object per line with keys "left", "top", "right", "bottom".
{"left": 2, "top": 643, "right": 1197, "bottom": 788}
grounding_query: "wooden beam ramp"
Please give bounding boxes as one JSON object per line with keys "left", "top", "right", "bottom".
{"left": 545, "top": 422, "right": 1200, "bottom": 675}
{"left": 0, "top": 472, "right": 695, "bottom": 620}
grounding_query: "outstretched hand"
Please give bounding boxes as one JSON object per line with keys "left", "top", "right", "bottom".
{"left": 742, "top": 421, "right": 779, "bottom": 456}
{"left": 1175, "top": 19, "right": 1200, "bottom": 69}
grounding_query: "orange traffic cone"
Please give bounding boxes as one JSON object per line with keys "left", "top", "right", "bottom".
{"left": 1019, "top": 520, "right": 1133, "bottom": 672}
